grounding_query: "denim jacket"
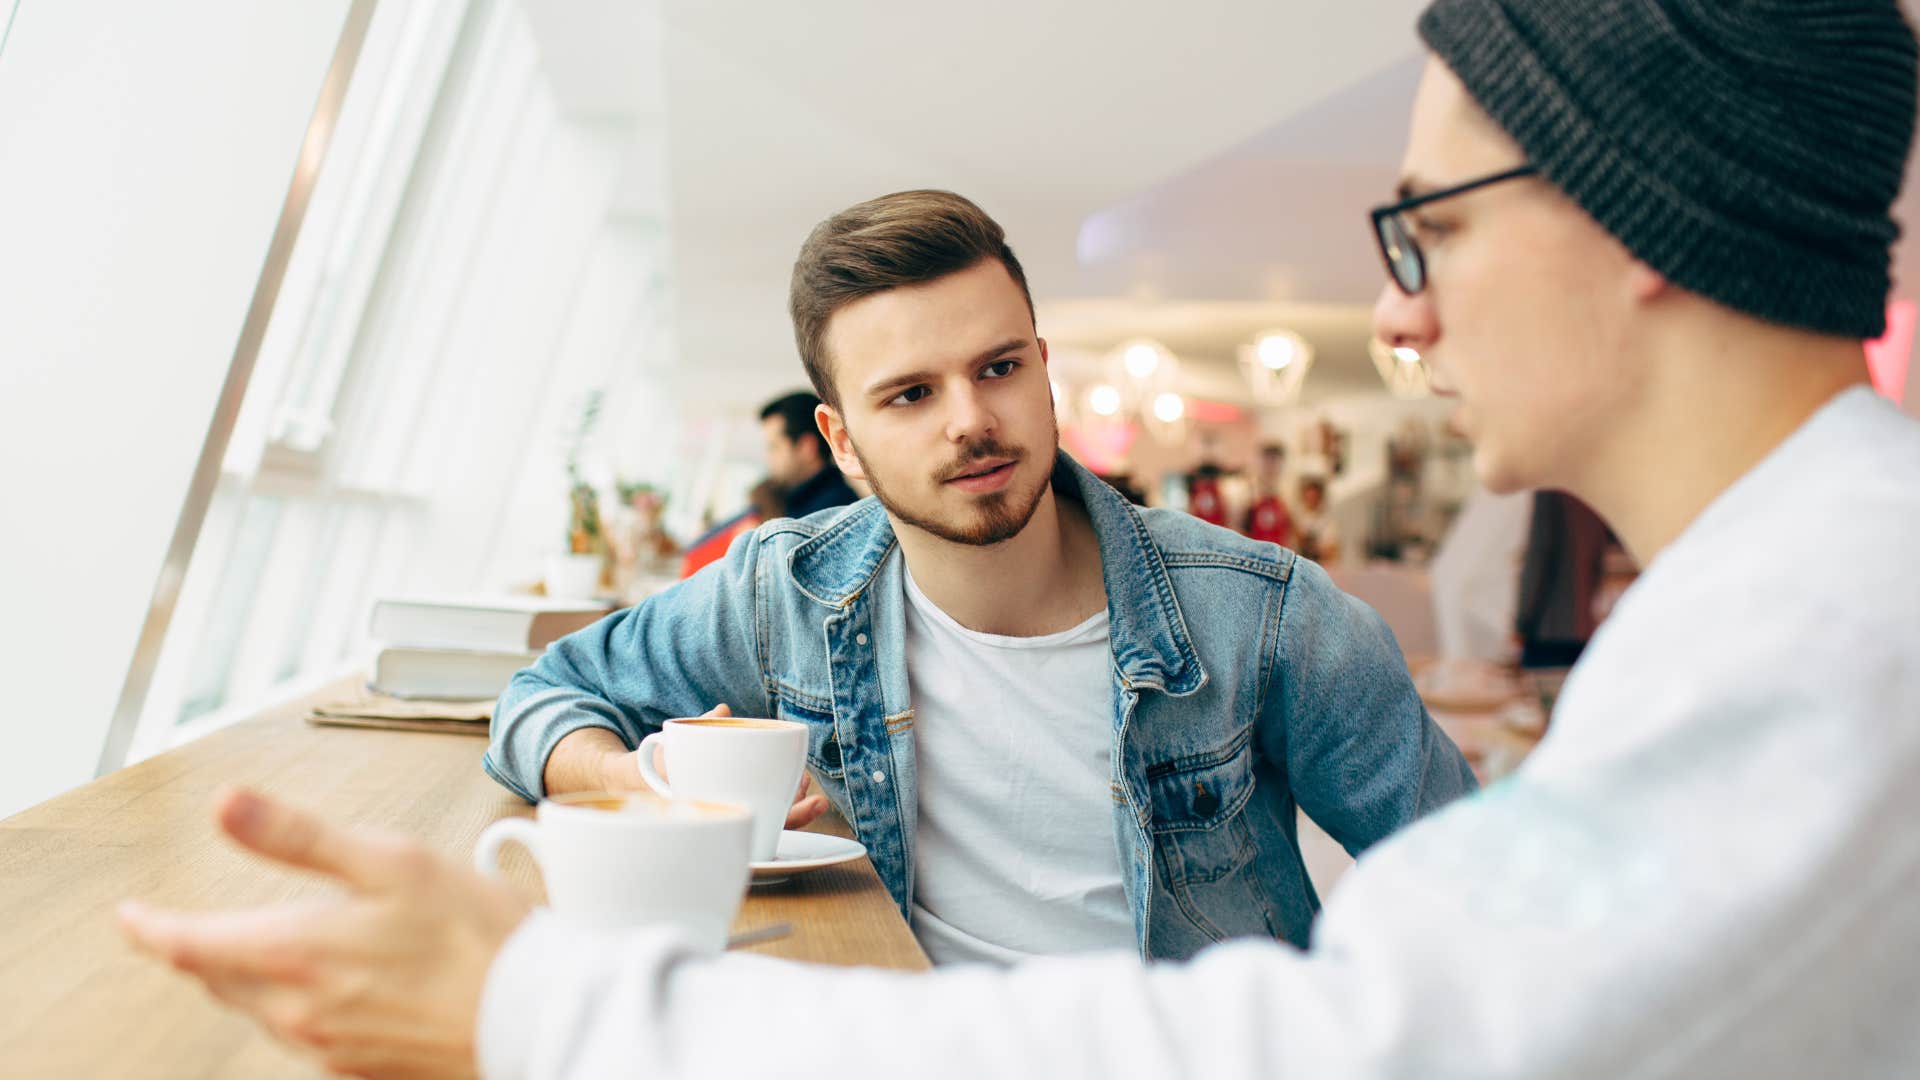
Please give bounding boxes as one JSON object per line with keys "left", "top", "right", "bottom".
{"left": 484, "top": 452, "right": 1475, "bottom": 960}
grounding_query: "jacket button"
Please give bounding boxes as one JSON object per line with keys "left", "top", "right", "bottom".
{"left": 821, "top": 735, "right": 841, "bottom": 768}
{"left": 856, "top": 633, "right": 869, "bottom": 646}
{"left": 1192, "top": 785, "right": 1221, "bottom": 817}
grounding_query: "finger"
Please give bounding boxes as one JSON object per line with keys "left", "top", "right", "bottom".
{"left": 118, "top": 899, "right": 328, "bottom": 984}
{"left": 196, "top": 975, "right": 338, "bottom": 1057}
{"left": 702, "top": 703, "right": 732, "bottom": 718}
{"left": 213, "top": 786, "right": 406, "bottom": 892}
{"left": 793, "top": 773, "right": 813, "bottom": 800}
{"left": 783, "top": 795, "right": 829, "bottom": 830}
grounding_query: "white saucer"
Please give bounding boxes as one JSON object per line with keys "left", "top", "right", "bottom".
{"left": 750, "top": 831, "right": 867, "bottom": 882}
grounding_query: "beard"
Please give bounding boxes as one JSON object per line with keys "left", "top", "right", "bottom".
{"left": 850, "top": 422, "right": 1056, "bottom": 547}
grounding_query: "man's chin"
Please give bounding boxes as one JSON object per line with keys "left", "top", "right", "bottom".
{"left": 1471, "top": 446, "right": 1533, "bottom": 496}
{"left": 926, "top": 482, "right": 1045, "bottom": 546}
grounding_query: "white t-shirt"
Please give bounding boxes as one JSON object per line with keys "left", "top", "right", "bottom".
{"left": 483, "top": 387, "right": 1920, "bottom": 1079}
{"left": 901, "top": 567, "right": 1135, "bottom": 966}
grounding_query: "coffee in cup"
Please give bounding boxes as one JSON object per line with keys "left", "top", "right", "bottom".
{"left": 636, "top": 716, "right": 808, "bottom": 862}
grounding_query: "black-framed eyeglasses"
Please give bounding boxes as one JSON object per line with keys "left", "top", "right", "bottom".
{"left": 1369, "top": 164, "right": 1539, "bottom": 295}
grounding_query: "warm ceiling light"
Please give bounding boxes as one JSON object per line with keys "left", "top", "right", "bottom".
{"left": 1369, "top": 338, "right": 1432, "bottom": 399}
{"left": 1255, "top": 331, "right": 1302, "bottom": 370}
{"left": 1088, "top": 384, "right": 1123, "bottom": 417}
{"left": 1106, "top": 338, "right": 1179, "bottom": 403}
{"left": 1123, "top": 342, "right": 1162, "bottom": 379}
{"left": 1152, "top": 392, "right": 1185, "bottom": 423}
{"left": 1239, "top": 329, "right": 1314, "bottom": 405}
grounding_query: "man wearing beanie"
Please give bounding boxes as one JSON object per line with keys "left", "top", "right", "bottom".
{"left": 121, "top": 2, "right": 1920, "bottom": 1077}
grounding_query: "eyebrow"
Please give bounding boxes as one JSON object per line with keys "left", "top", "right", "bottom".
{"left": 862, "top": 336, "right": 1033, "bottom": 400}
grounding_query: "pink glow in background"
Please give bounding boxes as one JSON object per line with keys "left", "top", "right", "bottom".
{"left": 1864, "top": 298, "right": 1914, "bottom": 405}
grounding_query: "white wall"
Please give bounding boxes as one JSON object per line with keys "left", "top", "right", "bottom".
{"left": 0, "top": 2, "right": 352, "bottom": 817}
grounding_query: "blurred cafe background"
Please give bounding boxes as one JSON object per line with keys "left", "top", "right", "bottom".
{"left": 3, "top": 0, "right": 1918, "bottom": 835}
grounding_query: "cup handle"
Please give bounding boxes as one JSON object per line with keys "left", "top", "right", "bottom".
{"left": 635, "top": 731, "right": 674, "bottom": 799}
{"left": 472, "top": 817, "right": 541, "bottom": 880}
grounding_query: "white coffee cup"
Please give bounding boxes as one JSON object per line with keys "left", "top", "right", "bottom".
{"left": 636, "top": 717, "right": 808, "bottom": 862}
{"left": 472, "top": 791, "right": 752, "bottom": 951}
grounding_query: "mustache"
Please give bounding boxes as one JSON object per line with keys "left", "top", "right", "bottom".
{"left": 935, "top": 440, "right": 1023, "bottom": 483}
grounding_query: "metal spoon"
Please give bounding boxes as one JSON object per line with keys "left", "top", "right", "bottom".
{"left": 725, "top": 922, "right": 792, "bottom": 950}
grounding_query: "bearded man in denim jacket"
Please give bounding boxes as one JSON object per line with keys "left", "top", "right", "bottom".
{"left": 482, "top": 190, "right": 1474, "bottom": 964}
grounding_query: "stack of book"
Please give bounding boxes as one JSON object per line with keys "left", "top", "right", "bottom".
{"left": 368, "top": 594, "right": 611, "bottom": 699}
{"left": 308, "top": 596, "right": 612, "bottom": 736}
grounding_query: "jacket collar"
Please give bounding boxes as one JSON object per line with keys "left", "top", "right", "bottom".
{"left": 787, "top": 450, "right": 1205, "bottom": 695}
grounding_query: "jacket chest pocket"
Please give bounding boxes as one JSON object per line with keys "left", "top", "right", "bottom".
{"left": 774, "top": 693, "right": 844, "bottom": 781}
{"left": 1146, "top": 730, "right": 1257, "bottom": 885}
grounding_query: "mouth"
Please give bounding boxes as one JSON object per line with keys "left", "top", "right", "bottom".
{"left": 944, "top": 457, "right": 1018, "bottom": 493}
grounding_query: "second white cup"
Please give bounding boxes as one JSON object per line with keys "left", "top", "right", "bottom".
{"left": 471, "top": 791, "right": 752, "bottom": 950}
{"left": 637, "top": 716, "right": 809, "bottom": 862}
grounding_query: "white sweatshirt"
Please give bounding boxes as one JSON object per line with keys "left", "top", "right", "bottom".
{"left": 480, "top": 387, "right": 1920, "bottom": 1080}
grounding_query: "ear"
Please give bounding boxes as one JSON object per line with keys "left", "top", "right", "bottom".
{"left": 1626, "top": 259, "right": 1669, "bottom": 305}
{"left": 815, "top": 402, "right": 866, "bottom": 481}
{"left": 1038, "top": 337, "right": 1049, "bottom": 368}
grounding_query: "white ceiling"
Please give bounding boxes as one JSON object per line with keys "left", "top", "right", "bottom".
{"left": 522, "top": 0, "right": 1920, "bottom": 413}
{"left": 523, "top": 0, "right": 1431, "bottom": 406}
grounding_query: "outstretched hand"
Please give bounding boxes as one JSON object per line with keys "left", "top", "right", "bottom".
{"left": 119, "top": 787, "right": 530, "bottom": 1079}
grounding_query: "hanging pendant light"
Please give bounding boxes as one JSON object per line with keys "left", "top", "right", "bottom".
{"left": 1104, "top": 337, "right": 1180, "bottom": 414}
{"left": 1238, "top": 328, "right": 1314, "bottom": 405}
{"left": 1368, "top": 338, "right": 1432, "bottom": 399}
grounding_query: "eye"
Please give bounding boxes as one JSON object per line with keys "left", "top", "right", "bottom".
{"left": 886, "top": 384, "right": 932, "bottom": 407}
{"left": 1410, "top": 213, "right": 1453, "bottom": 241}
{"left": 981, "top": 359, "right": 1018, "bottom": 379}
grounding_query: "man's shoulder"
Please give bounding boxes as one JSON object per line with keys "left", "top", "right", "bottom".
{"left": 1133, "top": 505, "right": 1297, "bottom": 582}
{"left": 724, "top": 498, "right": 889, "bottom": 604}
{"left": 751, "top": 498, "right": 878, "bottom": 547}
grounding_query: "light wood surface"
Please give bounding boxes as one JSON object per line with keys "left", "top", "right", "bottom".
{"left": 0, "top": 677, "right": 926, "bottom": 1079}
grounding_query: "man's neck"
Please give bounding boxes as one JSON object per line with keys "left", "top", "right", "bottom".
{"left": 1571, "top": 327, "right": 1869, "bottom": 567}
{"left": 895, "top": 485, "right": 1106, "bottom": 637}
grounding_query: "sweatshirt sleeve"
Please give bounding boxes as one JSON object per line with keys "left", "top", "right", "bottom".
{"left": 476, "top": 686, "right": 1920, "bottom": 1080}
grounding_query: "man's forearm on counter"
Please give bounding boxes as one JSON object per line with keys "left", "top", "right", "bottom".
{"left": 542, "top": 727, "right": 633, "bottom": 796}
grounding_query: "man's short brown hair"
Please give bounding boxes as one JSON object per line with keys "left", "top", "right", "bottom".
{"left": 789, "top": 190, "right": 1034, "bottom": 408}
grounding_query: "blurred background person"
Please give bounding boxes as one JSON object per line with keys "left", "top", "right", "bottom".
{"left": 760, "top": 390, "right": 860, "bottom": 518}
{"left": 1294, "top": 476, "right": 1341, "bottom": 564}
{"left": 1512, "top": 491, "right": 1611, "bottom": 668}
{"left": 1243, "top": 442, "right": 1293, "bottom": 547}
{"left": 679, "top": 477, "right": 785, "bottom": 579}
{"left": 1428, "top": 485, "right": 1532, "bottom": 662}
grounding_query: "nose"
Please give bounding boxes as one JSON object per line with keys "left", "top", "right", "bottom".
{"left": 1370, "top": 280, "right": 1438, "bottom": 355}
{"left": 943, "top": 381, "right": 997, "bottom": 444}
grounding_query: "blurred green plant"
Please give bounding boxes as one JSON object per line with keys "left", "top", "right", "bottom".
{"left": 565, "top": 391, "right": 605, "bottom": 555}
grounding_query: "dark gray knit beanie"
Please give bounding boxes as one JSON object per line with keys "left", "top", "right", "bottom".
{"left": 1418, "top": 0, "right": 1919, "bottom": 338}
